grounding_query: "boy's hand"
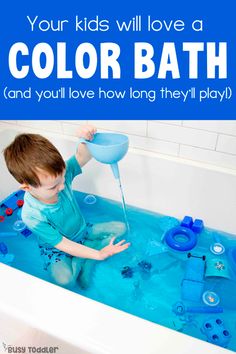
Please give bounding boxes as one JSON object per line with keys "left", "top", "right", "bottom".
{"left": 98, "top": 237, "right": 131, "bottom": 260}
{"left": 76, "top": 124, "right": 97, "bottom": 166}
{"left": 77, "top": 124, "right": 97, "bottom": 141}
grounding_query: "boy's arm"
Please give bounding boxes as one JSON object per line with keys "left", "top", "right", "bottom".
{"left": 75, "top": 124, "right": 97, "bottom": 167}
{"left": 55, "top": 236, "right": 130, "bottom": 260}
{"left": 76, "top": 142, "right": 92, "bottom": 167}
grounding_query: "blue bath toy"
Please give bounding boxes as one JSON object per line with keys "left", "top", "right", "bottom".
{"left": 83, "top": 194, "right": 97, "bottom": 205}
{"left": 180, "top": 216, "right": 204, "bottom": 234}
{"left": 181, "top": 216, "right": 193, "bottom": 229}
{"left": 138, "top": 260, "right": 152, "bottom": 273}
{"left": 205, "top": 257, "right": 230, "bottom": 279}
{"left": 121, "top": 266, "right": 134, "bottom": 278}
{"left": 181, "top": 253, "right": 206, "bottom": 302}
{"left": 21, "top": 228, "right": 32, "bottom": 238}
{"left": 13, "top": 220, "right": 26, "bottom": 232}
{"left": 165, "top": 226, "right": 197, "bottom": 252}
{"left": 202, "top": 291, "right": 220, "bottom": 306}
{"left": 0, "top": 242, "right": 8, "bottom": 255}
{"left": 121, "top": 260, "right": 153, "bottom": 279}
{"left": 201, "top": 318, "right": 231, "bottom": 348}
{"left": 165, "top": 216, "right": 204, "bottom": 252}
{"left": 210, "top": 233, "right": 225, "bottom": 255}
{"left": 79, "top": 133, "right": 129, "bottom": 179}
{"left": 172, "top": 301, "right": 223, "bottom": 316}
{"left": 210, "top": 243, "right": 225, "bottom": 255}
{"left": 191, "top": 219, "right": 204, "bottom": 233}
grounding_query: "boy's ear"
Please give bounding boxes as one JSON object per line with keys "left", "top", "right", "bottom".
{"left": 20, "top": 183, "right": 30, "bottom": 192}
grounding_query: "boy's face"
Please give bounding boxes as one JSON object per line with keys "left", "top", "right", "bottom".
{"left": 22, "top": 169, "right": 66, "bottom": 203}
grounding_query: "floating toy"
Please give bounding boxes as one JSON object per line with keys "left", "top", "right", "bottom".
{"left": 164, "top": 216, "right": 204, "bottom": 252}
{"left": 181, "top": 253, "right": 206, "bottom": 302}
{"left": 202, "top": 291, "right": 220, "bottom": 307}
{"left": 180, "top": 215, "right": 193, "bottom": 229}
{"left": 138, "top": 260, "right": 152, "bottom": 273}
{"left": 13, "top": 220, "right": 26, "bottom": 232}
{"left": 121, "top": 266, "right": 134, "bottom": 278}
{"left": 0, "top": 190, "right": 25, "bottom": 211}
{"left": 210, "top": 243, "right": 225, "bottom": 255}
{"left": 78, "top": 133, "right": 129, "bottom": 179}
{"left": 210, "top": 233, "right": 225, "bottom": 255}
{"left": 201, "top": 318, "right": 231, "bottom": 348}
{"left": 83, "top": 194, "right": 97, "bottom": 205}
{"left": 0, "top": 242, "right": 8, "bottom": 255}
{"left": 5, "top": 208, "right": 13, "bottom": 216}
{"left": 205, "top": 257, "right": 230, "bottom": 279}
{"left": 191, "top": 219, "right": 204, "bottom": 233}
{"left": 227, "top": 246, "right": 236, "bottom": 276}
{"left": 21, "top": 228, "right": 32, "bottom": 238}
{"left": 172, "top": 301, "right": 223, "bottom": 316}
{"left": 121, "top": 260, "right": 153, "bottom": 279}
{"left": 165, "top": 226, "right": 197, "bottom": 252}
{"left": 181, "top": 216, "right": 204, "bottom": 234}
{"left": 0, "top": 216, "right": 4, "bottom": 222}
{"left": 16, "top": 199, "right": 24, "bottom": 207}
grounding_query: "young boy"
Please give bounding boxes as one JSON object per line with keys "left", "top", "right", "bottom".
{"left": 3, "top": 125, "right": 130, "bottom": 289}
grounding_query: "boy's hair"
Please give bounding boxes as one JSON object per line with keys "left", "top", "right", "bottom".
{"left": 3, "top": 133, "right": 66, "bottom": 187}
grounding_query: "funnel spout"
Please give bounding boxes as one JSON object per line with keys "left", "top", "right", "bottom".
{"left": 111, "top": 163, "right": 120, "bottom": 179}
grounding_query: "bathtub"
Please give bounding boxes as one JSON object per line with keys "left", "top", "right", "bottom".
{"left": 0, "top": 126, "right": 235, "bottom": 354}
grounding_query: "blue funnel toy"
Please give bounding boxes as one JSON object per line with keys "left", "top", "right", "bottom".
{"left": 79, "top": 133, "right": 129, "bottom": 179}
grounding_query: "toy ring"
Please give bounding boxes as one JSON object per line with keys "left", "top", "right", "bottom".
{"left": 165, "top": 226, "right": 197, "bottom": 252}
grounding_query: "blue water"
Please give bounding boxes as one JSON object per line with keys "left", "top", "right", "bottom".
{"left": 1, "top": 191, "right": 236, "bottom": 351}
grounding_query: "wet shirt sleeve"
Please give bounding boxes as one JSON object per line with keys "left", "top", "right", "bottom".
{"left": 65, "top": 155, "right": 82, "bottom": 185}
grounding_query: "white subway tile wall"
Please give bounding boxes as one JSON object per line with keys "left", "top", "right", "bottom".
{"left": 1, "top": 120, "right": 236, "bottom": 170}
{"left": 217, "top": 134, "right": 236, "bottom": 155}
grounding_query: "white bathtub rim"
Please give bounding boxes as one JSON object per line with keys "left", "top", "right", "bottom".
{"left": 0, "top": 263, "right": 231, "bottom": 354}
